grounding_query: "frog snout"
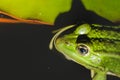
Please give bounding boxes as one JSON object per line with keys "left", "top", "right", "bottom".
{"left": 56, "top": 37, "right": 64, "bottom": 45}
{"left": 54, "top": 37, "right": 65, "bottom": 51}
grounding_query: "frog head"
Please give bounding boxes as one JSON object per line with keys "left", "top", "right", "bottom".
{"left": 50, "top": 24, "right": 120, "bottom": 72}
{"left": 50, "top": 24, "right": 105, "bottom": 70}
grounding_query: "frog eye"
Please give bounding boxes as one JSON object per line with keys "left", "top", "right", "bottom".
{"left": 77, "top": 44, "right": 88, "bottom": 55}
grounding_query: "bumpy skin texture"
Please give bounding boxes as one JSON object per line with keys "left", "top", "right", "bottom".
{"left": 51, "top": 24, "right": 120, "bottom": 80}
{"left": 0, "top": 0, "right": 72, "bottom": 24}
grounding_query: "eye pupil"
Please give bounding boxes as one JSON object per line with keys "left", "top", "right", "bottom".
{"left": 79, "top": 48, "right": 87, "bottom": 54}
{"left": 77, "top": 45, "right": 88, "bottom": 55}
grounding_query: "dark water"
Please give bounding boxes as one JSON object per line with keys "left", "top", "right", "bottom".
{"left": 0, "top": 0, "right": 120, "bottom": 80}
{"left": 0, "top": 23, "right": 119, "bottom": 80}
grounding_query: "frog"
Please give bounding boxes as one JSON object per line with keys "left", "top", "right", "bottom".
{"left": 49, "top": 24, "right": 120, "bottom": 80}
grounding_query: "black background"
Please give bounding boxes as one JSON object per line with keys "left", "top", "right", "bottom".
{"left": 0, "top": 0, "right": 120, "bottom": 80}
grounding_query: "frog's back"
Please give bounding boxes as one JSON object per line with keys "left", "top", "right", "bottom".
{"left": 101, "top": 55, "right": 120, "bottom": 77}
{"left": 89, "top": 24, "right": 120, "bottom": 77}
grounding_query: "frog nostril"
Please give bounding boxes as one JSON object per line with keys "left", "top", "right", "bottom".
{"left": 64, "top": 40, "right": 71, "bottom": 46}
{"left": 65, "top": 41, "right": 69, "bottom": 44}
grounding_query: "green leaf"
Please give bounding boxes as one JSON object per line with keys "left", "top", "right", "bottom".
{"left": 82, "top": 0, "right": 120, "bottom": 23}
{"left": 0, "top": 0, "right": 72, "bottom": 24}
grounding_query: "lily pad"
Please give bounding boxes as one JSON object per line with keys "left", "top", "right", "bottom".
{"left": 82, "top": 0, "right": 120, "bottom": 23}
{"left": 0, "top": 0, "right": 72, "bottom": 24}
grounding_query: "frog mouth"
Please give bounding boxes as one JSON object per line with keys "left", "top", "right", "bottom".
{"left": 49, "top": 25, "right": 75, "bottom": 50}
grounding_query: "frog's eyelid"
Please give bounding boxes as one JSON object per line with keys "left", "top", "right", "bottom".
{"left": 49, "top": 25, "right": 75, "bottom": 50}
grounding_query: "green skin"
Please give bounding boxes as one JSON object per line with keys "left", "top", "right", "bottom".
{"left": 50, "top": 24, "right": 120, "bottom": 80}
